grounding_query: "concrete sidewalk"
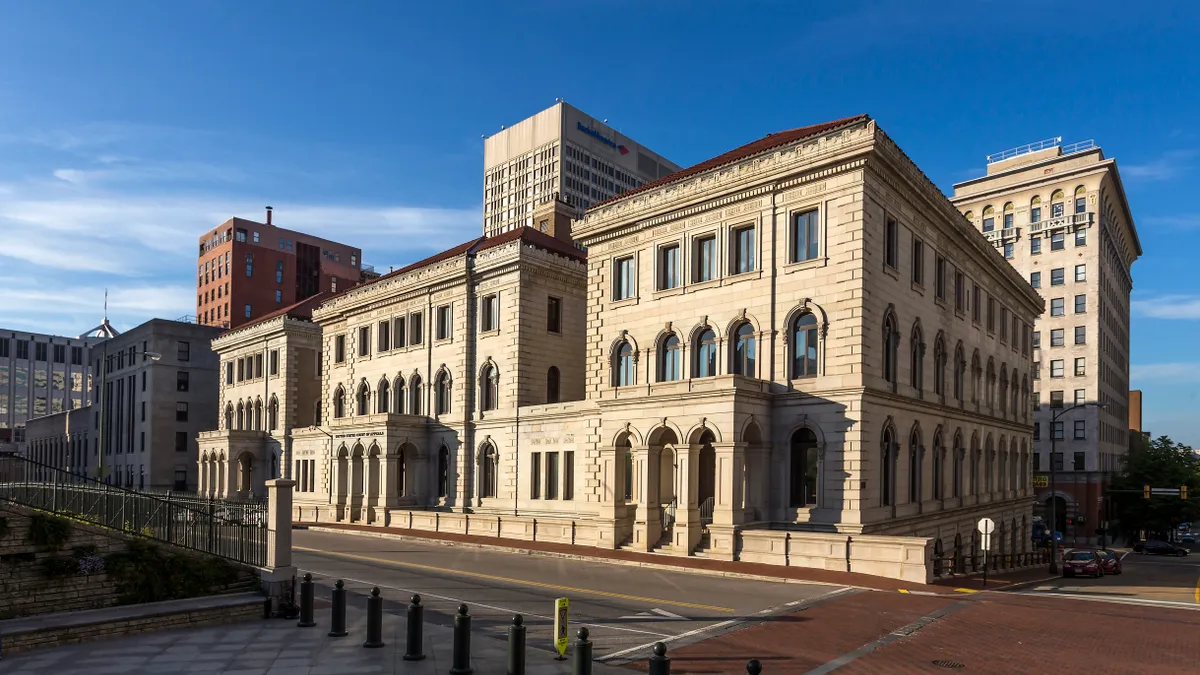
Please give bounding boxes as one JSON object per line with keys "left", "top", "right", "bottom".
{"left": 0, "top": 601, "right": 631, "bottom": 675}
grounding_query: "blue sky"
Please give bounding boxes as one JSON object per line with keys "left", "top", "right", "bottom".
{"left": 0, "top": 1, "right": 1197, "bottom": 445}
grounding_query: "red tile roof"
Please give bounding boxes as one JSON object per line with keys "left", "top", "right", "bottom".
{"left": 232, "top": 291, "right": 332, "bottom": 333}
{"left": 591, "top": 114, "right": 871, "bottom": 209}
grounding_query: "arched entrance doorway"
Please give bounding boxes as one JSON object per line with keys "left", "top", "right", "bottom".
{"left": 236, "top": 452, "right": 254, "bottom": 497}
{"left": 697, "top": 430, "right": 716, "bottom": 525}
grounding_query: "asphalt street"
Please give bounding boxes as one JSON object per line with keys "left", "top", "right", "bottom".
{"left": 1015, "top": 546, "right": 1200, "bottom": 608}
{"left": 291, "top": 528, "right": 853, "bottom": 664}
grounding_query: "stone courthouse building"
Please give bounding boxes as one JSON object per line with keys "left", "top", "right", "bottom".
{"left": 200, "top": 115, "right": 1043, "bottom": 582}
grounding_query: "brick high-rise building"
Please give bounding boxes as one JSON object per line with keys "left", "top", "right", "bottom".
{"left": 196, "top": 208, "right": 364, "bottom": 330}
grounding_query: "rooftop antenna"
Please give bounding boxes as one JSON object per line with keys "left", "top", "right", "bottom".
{"left": 79, "top": 288, "right": 120, "bottom": 339}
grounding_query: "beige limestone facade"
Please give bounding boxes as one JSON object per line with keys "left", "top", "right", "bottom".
{"left": 951, "top": 141, "right": 1141, "bottom": 544}
{"left": 206, "top": 116, "right": 1047, "bottom": 582}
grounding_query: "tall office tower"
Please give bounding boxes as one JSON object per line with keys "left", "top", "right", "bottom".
{"left": 951, "top": 138, "right": 1141, "bottom": 544}
{"left": 196, "top": 207, "right": 366, "bottom": 330}
{"left": 0, "top": 328, "right": 99, "bottom": 453}
{"left": 482, "top": 101, "right": 680, "bottom": 239}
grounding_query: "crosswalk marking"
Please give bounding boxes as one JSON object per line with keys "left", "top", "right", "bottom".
{"left": 619, "top": 608, "right": 688, "bottom": 621}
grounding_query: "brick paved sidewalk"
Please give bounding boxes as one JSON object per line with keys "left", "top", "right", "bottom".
{"left": 301, "top": 521, "right": 970, "bottom": 594}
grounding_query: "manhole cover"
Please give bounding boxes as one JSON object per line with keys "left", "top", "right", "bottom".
{"left": 932, "top": 660, "right": 965, "bottom": 669}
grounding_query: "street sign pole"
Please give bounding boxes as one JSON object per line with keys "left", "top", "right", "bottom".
{"left": 553, "top": 597, "right": 569, "bottom": 661}
{"left": 978, "top": 517, "right": 995, "bottom": 588}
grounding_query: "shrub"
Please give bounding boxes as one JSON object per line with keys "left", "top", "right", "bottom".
{"left": 103, "top": 540, "right": 239, "bottom": 605}
{"left": 27, "top": 514, "right": 72, "bottom": 550}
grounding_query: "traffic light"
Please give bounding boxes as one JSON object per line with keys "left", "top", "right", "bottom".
{"left": 1145, "top": 484, "right": 1151, "bottom": 499}
{"left": 1183, "top": 485, "right": 1188, "bottom": 500}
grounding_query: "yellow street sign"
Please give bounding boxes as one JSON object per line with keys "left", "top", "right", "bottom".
{"left": 553, "top": 597, "right": 569, "bottom": 657}
{"left": 1033, "top": 475, "right": 1049, "bottom": 488}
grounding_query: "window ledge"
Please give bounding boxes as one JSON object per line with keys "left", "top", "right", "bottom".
{"left": 882, "top": 264, "right": 900, "bottom": 280}
{"left": 910, "top": 280, "right": 925, "bottom": 296}
{"left": 783, "top": 257, "right": 826, "bottom": 275}
{"left": 725, "top": 269, "right": 764, "bottom": 285}
{"left": 687, "top": 277, "right": 722, "bottom": 292}
{"left": 434, "top": 337, "right": 453, "bottom": 345}
{"left": 652, "top": 286, "right": 685, "bottom": 300}
{"left": 479, "top": 329, "right": 500, "bottom": 339}
{"left": 610, "top": 296, "right": 640, "bottom": 310}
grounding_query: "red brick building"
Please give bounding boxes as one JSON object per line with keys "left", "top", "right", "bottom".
{"left": 195, "top": 208, "right": 364, "bottom": 330}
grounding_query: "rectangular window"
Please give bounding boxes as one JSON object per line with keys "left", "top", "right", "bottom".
{"left": 71, "top": 346, "right": 82, "bottom": 365}
{"left": 176, "top": 401, "right": 189, "bottom": 422}
{"left": 1030, "top": 236, "right": 1042, "bottom": 255}
{"left": 547, "top": 297, "right": 562, "bottom": 333}
{"left": 275, "top": 290, "right": 283, "bottom": 303}
{"left": 175, "top": 431, "right": 188, "bottom": 453}
{"left": 1050, "top": 298, "right": 1064, "bottom": 316}
{"left": 53, "top": 344, "right": 65, "bottom": 363}
{"left": 935, "top": 255, "right": 946, "bottom": 299}
{"left": 1052, "top": 421, "right": 1065, "bottom": 440}
{"left": 546, "top": 452, "right": 560, "bottom": 500}
{"left": 982, "top": 216, "right": 994, "bottom": 233}
{"left": 954, "top": 271, "right": 965, "bottom": 312}
{"left": 1074, "top": 357, "right": 1086, "bottom": 376}
{"left": 1003, "top": 213, "right": 1014, "bottom": 230}
{"left": 972, "top": 282, "right": 981, "bottom": 323}
{"left": 1003, "top": 242, "right": 1014, "bottom": 259}
{"left": 1074, "top": 326, "right": 1086, "bottom": 344}
{"left": 35, "top": 342, "right": 47, "bottom": 361}
{"left": 255, "top": 353, "right": 263, "bottom": 378}
{"left": 1074, "top": 264, "right": 1086, "bottom": 282}
{"left": 410, "top": 312, "right": 424, "bottom": 346}
{"left": 885, "top": 216, "right": 898, "bottom": 268}
{"left": 0, "top": 338, "right": 7, "bottom": 358}
{"left": 1051, "top": 268, "right": 1065, "bottom": 286}
{"left": 908, "top": 238, "right": 924, "bottom": 285}
{"left": 1050, "top": 359, "right": 1064, "bottom": 378}
{"left": 1075, "top": 229, "right": 1087, "bottom": 246}
{"left": 1050, "top": 390, "right": 1064, "bottom": 408}
{"left": 1033, "top": 331, "right": 1041, "bottom": 349}
{"left": 793, "top": 209, "right": 820, "bottom": 262}
{"left": 334, "top": 335, "right": 345, "bottom": 363}
{"left": 1051, "top": 329, "right": 1064, "bottom": 346}
{"left": 141, "top": 400, "right": 145, "bottom": 422}
{"left": 531, "top": 453, "right": 541, "bottom": 499}
{"left": 16, "top": 340, "right": 28, "bottom": 360}
{"left": 225, "top": 362, "right": 234, "bottom": 384}
{"left": 563, "top": 451, "right": 574, "bottom": 500}
{"left": 481, "top": 295, "right": 499, "bottom": 332}
{"left": 237, "top": 359, "right": 245, "bottom": 381}
{"left": 1000, "top": 307, "right": 1009, "bottom": 342}
{"left": 1075, "top": 388, "right": 1086, "bottom": 406}
{"left": 269, "top": 349, "right": 279, "bottom": 375}
{"left": 986, "top": 297, "right": 996, "bottom": 333}
{"left": 276, "top": 260, "right": 284, "bottom": 283}
{"left": 393, "top": 317, "right": 406, "bottom": 348}
{"left": 1031, "top": 207, "right": 1041, "bottom": 224}
{"left": 1033, "top": 423, "right": 1041, "bottom": 441}
{"left": 358, "top": 326, "right": 371, "bottom": 355}
{"left": 1052, "top": 202, "right": 1064, "bottom": 218}
{"left": 694, "top": 235, "right": 716, "bottom": 282}
{"left": 1051, "top": 232, "right": 1065, "bottom": 251}
{"left": 1074, "top": 295, "right": 1086, "bottom": 313}
{"left": 244, "top": 304, "right": 252, "bottom": 318}
{"left": 614, "top": 256, "right": 636, "bottom": 300}
{"left": 375, "top": 321, "right": 390, "bottom": 352}
{"left": 1075, "top": 197, "right": 1086, "bottom": 214}
{"left": 437, "top": 304, "right": 454, "bottom": 339}
{"left": 1030, "top": 271, "right": 1041, "bottom": 288}
{"left": 657, "top": 244, "right": 680, "bottom": 290}
{"left": 1052, "top": 452, "right": 1064, "bottom": 470}
{"left": 733, "top": 225, "right": 756, "bottom": 274}
{"left": 177, "top": 371, "right": 189, "bottom": 392}
{"left": 1073, "top": 451, "right": 1085, "bottom": 470}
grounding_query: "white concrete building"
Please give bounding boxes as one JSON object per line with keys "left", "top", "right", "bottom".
{"left": 0, "top": 329, "right": 98, "bottom": 454}
{"left": 483, "top": 101, "right": 680, "bottom": 238}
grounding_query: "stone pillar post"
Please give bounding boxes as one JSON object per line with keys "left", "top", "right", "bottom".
{"left": 596, "top": 445, "right": 624, "bottom": 548}
{"left": 262, "top": 478, "right": 296, "bottom": 615}
{"left": 674, "top": 444, "right": 702, "bottom": 554}
{"left": 632, "top": 446, "right": 660, "bottom": 550}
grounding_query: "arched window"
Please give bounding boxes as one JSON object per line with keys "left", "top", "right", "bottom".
{"left": 1050, "top": 189, "right": 1065, "bottom": 217}
{"left": 932, "top": 431, "right": 944, "bottom": 500}
{"left": 882, "top": 312, "right": 899, "bottom": 390}
{"left": 695, "top": 328, "right": 717, "bottom": 378}
{"left": 952, "top": 433, "right": 963, "bottom": 498}
{"left": 971, "top": 352, "right": 982, "bottom": 407}
{"left": 1030, "top": 195, "right": 1042, "bottom": 224}
{"left": 409, "top": 374, "right": 423, "bottom": 415}
{"left": 614, "top": 342, "right": 635, "bottom": 387}
{"left": 479, "top": 365, "right": 497, "bottom": 411}
{"left": 986, "top": 359, "right": 996, "bottom": 411}
{"left": 933, "top": 335, "right": 947, "bottom": 399}
{"left": 908, "top": 427, "right": 922, "bottom": 504}
{"left": 546, "top": 366, "right": 561, "bottom": 403}
{"left": 436, "top": 370, "right": 452, "bottom": 415}
{"left": 970, "top": 434, "right": 981, "bottom": 495}
{"left": 437, "top": 445, "right": 450, "bottom": 498}
{"left": 881, "top": 424, "right": 897, "bottom": 507}
{"left": 356, "top": 381, "right": 370, "bottom": 416}
{"left": 999, "top": 366, "right": 1009, "bottom": 417}
{"left": 953, "top": 343, "right": 965, "bottom": 404}
{"left": 963, "top": 210, "right": 974, "bottom": 223}
{"left": 658, "top": 333, "right": 681, "bottom": 382}
{"left": 622, "top": 437, "right": 634, "bottom": 501}
{"left": 254, "top": 398, "right": 263, "bottom": 430}
{"left": 789, "top": 428, "right": 819, "bottom": 507}
{"left": 313, "top": 399, "right": 322, "bottom": 426}
{"left": 268, "top": 396, "right": 279, "bottom": 431}
{"left": 791, "top": 313, "right": 819, "bottom": 379}
{"left": 224, "top": 403, "right": 233, "bottom": 430}
{"left": 394, "top": 375, "right": 406, "bottom": 414}
{"left": 985, "top": 435, "right": 995, "bottom": 494}
{"left": 982, "top": 205, "right": 995, "bottom": 232}
{"left": 377, "top": 377, "right": 391, "bottom": 413}
{"left": 1021, "top": 376, "right": 1030, "bottom": 422}
{"left": 1002, "top": 202, "right": 1014, "bottom": 230}
{"left": 480, "top": 444, "right": 498, "bottom": 499}
{"left": 732, "top": 322, "right": 756, "bottom": 377}
{"left": 909, "top": 323, "right": 924, "bottom": 394}
{"left": 396, "top": 446, "right": 407, "bottom": 497}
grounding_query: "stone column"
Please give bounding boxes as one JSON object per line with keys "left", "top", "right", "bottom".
{"left": 262, "top": 478, "right": 296, "bottom": 615}
{"left": 596, "top": 445, "right": 624, "bottom": 548}
{"left": 674, "top": 444, "right": 702, "bottom": 554}
{"left": 632, "top": 445, "right": 660, "bottom": 551}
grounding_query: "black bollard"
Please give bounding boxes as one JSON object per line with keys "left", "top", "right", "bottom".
{"left": 449, "top": 603, "right": 473, "bottom": 675}
{"left": 747, "top": 658, "right": 762, "bottom": 674}
{"left": 648, "top": 642, "right": 670, "bottom": 675}
{"left": 328, "top": 580, "right": 348, "bottom": 637}
{"left": 403, "top": 594, "right": 426, "bottom": 661}
{"left": 363, "top": 587, "right": 384, "bottom": 648}
{"left": 507, "top": 614, "right": 526, "bottom": 675}
{"left": 571, "top": 627, "right": 592, "bottom": 675}
{"left": 297, "top": 573, "right": 315, "bottom": 628}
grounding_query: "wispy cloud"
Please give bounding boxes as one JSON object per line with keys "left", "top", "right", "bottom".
{"left": 1132, "top": 363, "right": 1200, "bottom": 383}
{"left": 1142, "top": 214, "right": 1200, "bottom": 231}
{"left": 1132, "top": 295, "right": 1200, "bottom": 320}
{"left": 1123, "top": 149, "right": 1197, "bottom": 181}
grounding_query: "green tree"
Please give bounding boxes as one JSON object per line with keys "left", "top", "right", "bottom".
{"left": 1111, "top": 435, "right": 1200, "bottom": 538}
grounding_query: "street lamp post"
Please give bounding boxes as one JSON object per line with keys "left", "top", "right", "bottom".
{"left": 95, "top": 347, "right": 162, "bottom": 485}
{"left": 1047, "top": 400, "right": 1106, "bottom": 574}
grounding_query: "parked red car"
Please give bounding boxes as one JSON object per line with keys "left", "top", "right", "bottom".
{"left": 1062, "top": 549, "right": 1103, "bottom": 578}
{"left": 1094, "top": 549, "right": 1122, "bottom": 575}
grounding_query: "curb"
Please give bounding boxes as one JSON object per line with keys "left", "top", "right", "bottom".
{"left": 296, "top": 524, "right": 909, "bottom": 593}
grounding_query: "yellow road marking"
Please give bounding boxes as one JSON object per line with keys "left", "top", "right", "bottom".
{"left": 898, "top": 589, "right": 910, "bottom": 594}
{"left": 1194, "top": 574, "right": 1199, "bottom": 604}
{"left": 954, "top": 588, "right": 979, "bottom": 594}
{"left": 293, "top": 545, "right": 736, "bottom": 613}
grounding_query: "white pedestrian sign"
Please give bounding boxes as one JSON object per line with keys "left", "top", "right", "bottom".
{"left": 977, "top": 517, "right": 995, "bottom": 551}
